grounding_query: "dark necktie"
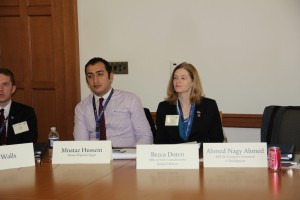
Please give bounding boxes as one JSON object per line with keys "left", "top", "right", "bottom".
{"left": 0, "top": 109, "right": 7, "bottom": 145}
{"left": 99, "top": 98, "right": 106, "bottom": 140}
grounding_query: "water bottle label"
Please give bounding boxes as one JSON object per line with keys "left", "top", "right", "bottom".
{"left": 48, "top": 138, "right": 59, "bottom": 149}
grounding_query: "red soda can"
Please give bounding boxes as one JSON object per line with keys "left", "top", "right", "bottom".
{"left": 268, "top": 146, "right": 281, "bottom": 171}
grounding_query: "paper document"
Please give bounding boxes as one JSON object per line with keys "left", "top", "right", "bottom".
{"left": 112, "top": 148, "right": 136, "bottom": 160}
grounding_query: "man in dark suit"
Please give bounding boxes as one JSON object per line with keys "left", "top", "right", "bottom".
{"left": 0, "top": 68, "right": 38, "bottom": 145}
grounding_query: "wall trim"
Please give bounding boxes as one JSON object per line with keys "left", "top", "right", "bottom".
{"left": 222, "top": 114, "right": 262, "bottom": 128}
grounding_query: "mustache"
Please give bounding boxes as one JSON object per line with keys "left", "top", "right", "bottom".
{"left": 93, "top": 84, "right": 102, "bottom": 86}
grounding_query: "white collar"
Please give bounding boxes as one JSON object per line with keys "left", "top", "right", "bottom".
{"left": 0, "top": 100, "right": 12, "bottom": 118}
{"left": 94, "top": 88, "right": 113, "bottom": 101}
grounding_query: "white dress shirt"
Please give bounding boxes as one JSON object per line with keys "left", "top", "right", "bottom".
{"left": 73, "top": 89, "right": 153, "bottom": 147}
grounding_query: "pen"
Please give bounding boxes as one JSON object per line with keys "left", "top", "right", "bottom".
{"left": 113, "top": 149, "right": 126, "bottom": 153}
{"left": 281, "top": 161, "right": 297, "bottom": 166}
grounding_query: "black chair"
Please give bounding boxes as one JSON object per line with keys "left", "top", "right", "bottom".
{"left": 144, "top": 108, "right": 157, "bottom": 143}
{"left": 261, "top": 106, "right": 281, "bottom": 144}
{"left": 261, "top": 106, "right": 300, "bottom": 151}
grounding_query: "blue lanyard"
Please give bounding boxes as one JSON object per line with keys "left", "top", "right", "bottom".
{"left": 0, "top": 118, "right": 7, "bottom": 135}
{"left": 0, "top": 122, "right": 6, "bottom": 134}
{"left": 177, "top": 99, "right": 195, "bottom": 141}
{"left": 92, "top": 89, "right": 114, "bottom": 133}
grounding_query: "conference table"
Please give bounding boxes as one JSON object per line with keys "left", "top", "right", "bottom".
{"left": 0, "top": 151, "right": 299, "bottom": 200}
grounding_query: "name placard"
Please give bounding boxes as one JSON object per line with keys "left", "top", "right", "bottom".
{"left": 0, "top": 143, "right": 35, "bottom": 170}
{"left": 203, "top": 143, "right": 268, "bottom": 167}
{"left": 52, "top": 141, "right": 112, "bottom": 164}
{"left": 136, "top": 144, "right": 199, "bottom": 169}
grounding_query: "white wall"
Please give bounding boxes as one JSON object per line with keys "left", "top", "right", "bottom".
{"left": 77, "top": 0, "right": 300, "bottom": 142}
{"left": 224, "top": 128, "right": 260, "bottom": 142}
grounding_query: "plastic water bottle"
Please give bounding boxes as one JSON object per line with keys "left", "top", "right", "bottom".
{"left": 48, "top": 127, "right": 59, "bottom": 149}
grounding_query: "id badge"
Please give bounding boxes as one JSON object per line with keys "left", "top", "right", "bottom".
{"left": 165, "top": 115, "right": 179, "bottom": 126}
{"left": 12, "top": 121, "right": 29, "bottom": 134}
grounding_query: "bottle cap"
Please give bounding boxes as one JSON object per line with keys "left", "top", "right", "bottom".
{"left": 50, "top": 127, "right": 56, "bottom": 131}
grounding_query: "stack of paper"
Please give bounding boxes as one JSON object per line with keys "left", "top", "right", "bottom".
{"left": 112, "top": 149, "right": 136, "bottom": 160}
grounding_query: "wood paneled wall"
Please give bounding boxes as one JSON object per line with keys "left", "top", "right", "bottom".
{"left": 0, "top": 0, "right": 80, "bottom": 141}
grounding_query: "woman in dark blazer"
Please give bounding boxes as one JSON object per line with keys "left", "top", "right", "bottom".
{"left": 156, "top": 62, "right": 224, "bottom": 144}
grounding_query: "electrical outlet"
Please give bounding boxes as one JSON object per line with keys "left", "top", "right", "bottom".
{"left": 109, "top": 62, "right": 128, "bottom": 74}
{"left": 170, "top": 61, "right": 179, "bottom": 74}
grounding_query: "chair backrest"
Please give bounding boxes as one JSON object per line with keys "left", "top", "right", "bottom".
{"left": 144, "top": 108, "right": 157, "bottom": 143}
{"left": 261, "top": 106, "right": 281, "bottom": 143}
{"left": 261, "top": 106, "right": 300, "bottom": 151}
{"left": 270, "top": 106, "right": 300, "bottom": 151}
{"left": 219, "top": 111, "right": 228, "bottom": 143}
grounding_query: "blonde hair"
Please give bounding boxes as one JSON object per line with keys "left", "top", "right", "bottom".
{"left": 165, "top": 62, "right": 204, "bottom": 104}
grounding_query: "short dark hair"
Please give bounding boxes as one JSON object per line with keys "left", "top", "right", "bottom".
{"left": 84, "top": 57, "right": 112, "bottom": 76}
{"left": 0, "top": 68, "right": 16, "bottom": 85}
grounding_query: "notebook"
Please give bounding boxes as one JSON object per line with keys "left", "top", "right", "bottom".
{"left": 268, "top": 144, "right": 296, "bottom": 161}
{"left": 34, "top": 142, "right": 48, "bottom": 158}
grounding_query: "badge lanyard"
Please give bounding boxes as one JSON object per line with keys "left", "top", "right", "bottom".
{"left": 176, "top": 99, "right": 195, "bottom": 141}
{"left": 92, "top": 89, "right": 114, "bottom": 138}
{"left": 0, "top": 118, "right": 8, "bottom": 136}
